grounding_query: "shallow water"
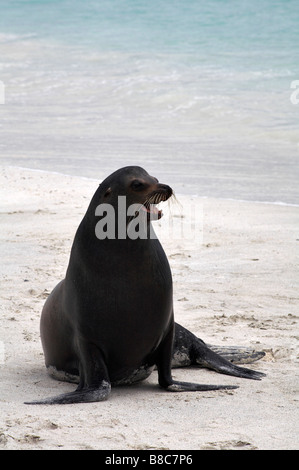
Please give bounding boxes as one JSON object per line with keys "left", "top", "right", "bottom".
{"left": 0, "top": 0, "right": 298, "bottom": 203}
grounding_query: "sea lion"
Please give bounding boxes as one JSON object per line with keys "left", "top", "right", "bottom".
{"left": 26, "top": 166, "right": 265, "bottom": 405}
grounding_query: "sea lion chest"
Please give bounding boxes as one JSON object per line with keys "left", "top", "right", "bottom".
{"left": 66, "top": 238, "right": 173, "bottom": 381}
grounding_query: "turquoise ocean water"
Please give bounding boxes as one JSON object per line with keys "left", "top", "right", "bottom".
{"left": 0, "top": 0, "right": 298, "bottom": 203}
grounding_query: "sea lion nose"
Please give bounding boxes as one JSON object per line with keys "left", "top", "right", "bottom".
{"left": 157, "top": 184, "right": 173, "bottom": 198}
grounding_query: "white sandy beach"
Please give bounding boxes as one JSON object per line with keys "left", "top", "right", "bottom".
{"left": 0, "top": 165, "right": 298, "bottom": 450}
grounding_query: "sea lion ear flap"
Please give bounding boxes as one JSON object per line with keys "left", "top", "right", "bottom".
{"left": 104, "top": 187, "right": 112, "bottom": 198}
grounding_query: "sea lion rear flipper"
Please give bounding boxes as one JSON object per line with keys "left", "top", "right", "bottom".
{"left": 206, "top": 343, "right": 265, "bottom": 364}
{"left": 157, "top": 325, "right": 239, "bottom": 393}
{"left": 173, "top": 323, "right": 266, "bottom": 380}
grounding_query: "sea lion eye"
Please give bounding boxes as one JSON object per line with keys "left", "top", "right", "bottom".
{"left": 131, "top": 180, "right": 144, "bottom": 191}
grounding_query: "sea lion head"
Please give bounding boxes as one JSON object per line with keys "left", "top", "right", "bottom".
{"left": 98, "top": 166, "right": 173, "bottom": 221}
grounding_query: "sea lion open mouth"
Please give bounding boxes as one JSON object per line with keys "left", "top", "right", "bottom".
{"left": 140, "top": 203, "right": 163, "bottom": 219}
{"left": 141, "top": 185, "right": 173, "bottom": 220}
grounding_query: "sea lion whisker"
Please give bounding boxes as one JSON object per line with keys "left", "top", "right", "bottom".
{"left": 146, "top": 190, "right": 172, "bottom": 207}
{"left": 166, "top": 193, "right": 183, "bottom": 218}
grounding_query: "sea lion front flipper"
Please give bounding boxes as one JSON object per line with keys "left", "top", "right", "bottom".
{"left": 24, "top": 381, "right": 111, "bottom": 405}
{"left": 164, "top": 381, "right": 238, "bottom": 392}
{"left": 173, "top": 323, "right": 266, "bottom": 381}
{"left": 25, "top": 340, "right": 112, "bottom": 405}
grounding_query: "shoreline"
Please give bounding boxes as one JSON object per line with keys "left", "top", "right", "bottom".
{"left": 5, "top": 164, "right": 299, "bottom": 208}
{"left": 0, "top": 164, "right": 298, "bottom": 450}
